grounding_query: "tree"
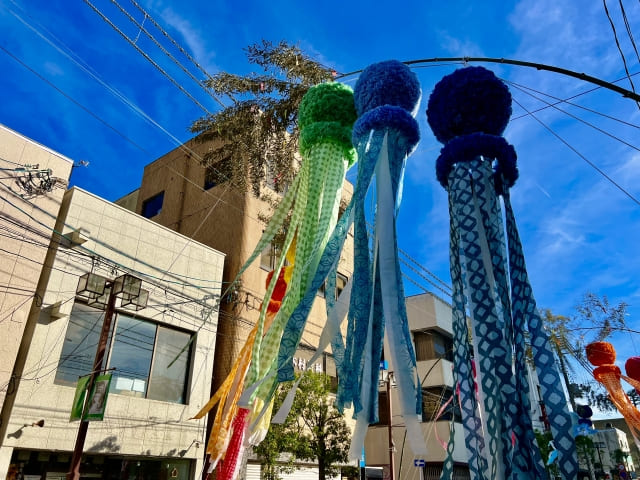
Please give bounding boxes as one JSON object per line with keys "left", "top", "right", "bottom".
{"left": 539, "top": 294, "right": 629, "bottom": 410}
{"left": 254, "top": 371, "right": 351, "bottom": 480}
{"left": 290, "top": 372, "right": 351, "bottom": 480}
{"left": 535, "top": 429, "right": 560, "bottom": 480}
{"left": 190, "top": 40, "right": 335, "bottom": 196}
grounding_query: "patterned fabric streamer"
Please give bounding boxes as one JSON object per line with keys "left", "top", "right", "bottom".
{"left": 427, "top": 66, "right": 576, "bottom": 480}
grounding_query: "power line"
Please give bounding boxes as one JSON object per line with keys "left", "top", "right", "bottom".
{"left": 508, "top": 78, "right": 640, "bottom": 129}
{"left": 506, "top": 80, "right": 640, "bottom": 153}
{"left": 82, "top": 0, "right": 214, "bottom": 115}
{"left": 602, "top": 0, "right": 640, "bottom": 109}
{"left": 108, "top": 0, "right": 226, "bottom": 109}
{"left": 511, "top": 96, "right": 640, "bottom": 206}
{"left": 0, "top": 43, "right": 152, "bottom": 155}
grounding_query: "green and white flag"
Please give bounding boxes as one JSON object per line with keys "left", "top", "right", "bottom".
{"left": 84, "top": 373, "right": 112, "bottom": 421}
{"left": 69, "top": 375, "right": 90, "bottom": 422}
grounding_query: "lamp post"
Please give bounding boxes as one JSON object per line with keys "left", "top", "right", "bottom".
{"left": 380, "top": 364, "right": 396, "bottom": 480}
{"left": 67, "top": 273, "right": 148, "bottom": 480}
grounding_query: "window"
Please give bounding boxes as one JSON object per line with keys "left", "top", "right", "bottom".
{"left": 56, "top": 303, "right": 193, "bottom": 404}
{"left": 204, "top": 157, "right": 231, "bottom": 190}
{"left": 318, "top": 272, "right": 349, "bottom": 299}
{"left": 414, "top": 330, "right": 453, "bottom": 362}
{"left": 141, "top": 191, "right": 164, "bottom": 218}
{"left": 260, "top": 243, "right": 280, "bottom": 271}
{"left": 422, "top": 386, "right": 461, "bottom": 422}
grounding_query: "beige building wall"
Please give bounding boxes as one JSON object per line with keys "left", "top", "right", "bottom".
{"left": 128, "top": 138, "right": 355, "bottom": 392}
{"left": 0, "top": 124, "right": 73, "bottom": 417}
{"left": 0, "top": 187, "right": 224, "bottom": 479}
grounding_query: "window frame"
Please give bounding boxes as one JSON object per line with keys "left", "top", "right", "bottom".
{"left": 56, "top": 302, "right": 194, "bottom": 405}
{"left": 141, "top": 191, "right": 165, "bottom": 218}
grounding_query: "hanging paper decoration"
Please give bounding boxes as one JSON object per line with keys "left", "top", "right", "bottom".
{"left": 193, "top": 82, "right": 357, "bottom": 478}
{"left": 625, "top": 356, "right": 640, "bottom": 393}
{"left": 255, "top": 60, "right": 424, "bottom": 460}
{"left": 573, "top": 404, "right": 596, "bottom": 437}
{"left": 238, "top": 81, "right": 358, "bottom": 420}
{"left": 586, "top": 341, "right": 640, "bottom": 447}
{"left": 192, "top": 250, "right": 294, "bottom": 473}
{"left": 426, "top": 66, "right": 577, "bottom": 480}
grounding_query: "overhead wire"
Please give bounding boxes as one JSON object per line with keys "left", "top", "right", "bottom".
{"left": 505, "top": 79, "right": 640, "bottom": 153}
{"left": 508, "top": 79, "right": 640, "bottom": 129}
{"left": 509, "top": 70, "right": 640, "bottom": 121}
{"left": 82, "top": 0, "right": 213, "bottom": 115}
{"left": 602, "top": 0, "right": 640, "bottom": 109}
{"left": 510, "top": 96, "right": 640, "bottom": 206}
{"left": 619, "top": 0, "right": 640, "bottom": 62}
{"left": 108, "top": 0, "right": 226, "bottom": 109}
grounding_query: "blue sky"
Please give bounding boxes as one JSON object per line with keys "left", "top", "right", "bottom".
{"left": 1, "top": 0, "right": 640, "bottom": 393}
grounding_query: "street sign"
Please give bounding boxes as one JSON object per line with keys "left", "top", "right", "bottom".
{"left": 414, "top": 459, "right": 426, "bottom": 467}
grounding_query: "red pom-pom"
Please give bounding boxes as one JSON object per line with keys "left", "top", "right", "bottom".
{"left": 593, "top": 364, "right": 621, "bottom": 382}
{"left": 625, "top": 356, "right": 640, "bottom": 381}
{"left": 586, "top": 341, "right": 616, "bottom": 366}
{"left": 265, "top": 268, "right": 288, "bottom": 303}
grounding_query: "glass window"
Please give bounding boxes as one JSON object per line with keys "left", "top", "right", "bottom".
{"left": 336, "top": 273, "right": 348, "bottom": 299}
{"left": 147, "top": 326, "right": 191, "bottom": 403}
{"left": 260, "top": 243, "right": 279, "bottom": 271}
{"left": 414, "top": 330, "right": 453, "bottom": 362}
{"left": 56, "top": 303, "right": 193, "bottom": 404}
{"left": 141, "top": 191, "right": 164, "bottom": 218}
{"left": 204, "top": 157, "right": 231, "bottom": 190}
{"left": 55, "top": 303, "right": 107, "bottom": 386}
{"left": 108, "top": 315, "right": 156, "bottom": 398}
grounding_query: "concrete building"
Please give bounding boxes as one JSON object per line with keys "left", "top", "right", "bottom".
{"left": 590, "top": 421, "right": 636, "bottom": 479}
{"left": 117, "top": 138, "right": 355, "bottom": 478}
{"left": 0, "top": 124, "right": 73, "bottom": 417}
{"left": 364, "top": 292, "right": 469, "bottom": 480}
{"left": 0, "top": 185, "right": 225, "bottom": 479}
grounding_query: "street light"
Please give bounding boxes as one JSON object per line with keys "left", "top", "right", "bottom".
{"left": 67, "top": 272, "right": 148, "bottom": 480}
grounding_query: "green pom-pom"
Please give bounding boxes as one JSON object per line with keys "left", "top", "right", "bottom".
{"left": 299, "top": 121, "right": 357, "bottom": 167}
{"left": 298, "top": 83, "right": 357, "bottom": 131}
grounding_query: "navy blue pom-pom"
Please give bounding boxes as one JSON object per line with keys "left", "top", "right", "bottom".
{"left": 354, "top": 60, "right": 421, "bottom": 116}
{"left": 353, "top": 105, "right": 420, "bottom": 156}
{"left": 427, "top": 66, "right": 512, "bottom": 144}
{"left": 435, "top": 133, "right": 518, "bottom": 190}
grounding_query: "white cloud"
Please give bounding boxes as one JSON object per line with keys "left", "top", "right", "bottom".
{"left": 508, "top": 0, "right": 626, "bottom": 96}
{"left": 437, "top": 32, "right": 485, "bottom": 57}
{"left": 143, "top": 1, "right": 219, "bottom": 75}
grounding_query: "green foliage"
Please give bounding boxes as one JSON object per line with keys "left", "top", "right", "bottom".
{"left": 254, "top": 371, "right": 351, "bottom": 480}
{"left": 289, "top": 372, "right": 351, "bottom": 480}
{"left": 534, "top": 430, "right": 559, "bottom": 479}
{"left": 576, "top": 293, "right": 628, "bottom": 343}
{"left": 190, "top": 40, "right": 335, "bottom": 196}
{"left": 539, "top": 294, "right": 629, "bottom": 410}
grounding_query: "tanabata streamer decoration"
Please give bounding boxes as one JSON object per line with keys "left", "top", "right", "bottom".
{"left": 427, "top": 66, "right": 577, "bottom": 480}
{"left": 271, "top": 60, "right": 426, "bottom": 460}
{"left": 586, "top": 341, "right": 640, "bottom": 448}
{"left": 192, "top": 252, "right": 293, "bottom": 476}
{"left": 193, "top": 82, "right": 356, "bottom": 478}
{"left": 239, "top": 81, "right": 357, "bottom": 424}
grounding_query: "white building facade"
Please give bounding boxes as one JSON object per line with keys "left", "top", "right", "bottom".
{"left": 0, "top": 187, "right": 224, "bottom": 480}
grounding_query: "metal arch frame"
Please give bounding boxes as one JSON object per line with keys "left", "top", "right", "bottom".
{"left": 337, "top": 56, "right": 640, "bottom": 103}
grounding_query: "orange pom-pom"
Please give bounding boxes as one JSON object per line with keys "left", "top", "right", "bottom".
{"left": 593, "top": 364, "right": 621, "bottom": 382}
{"left": 625, "top": 357, "right": 640, "bottom": 381}
{"left": 586, "top": 341, "right": 616, "bottom": 366}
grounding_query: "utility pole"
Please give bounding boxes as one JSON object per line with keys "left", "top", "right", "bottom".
{"left": 67, "top": 273, "right": 148, "bottom": 480}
